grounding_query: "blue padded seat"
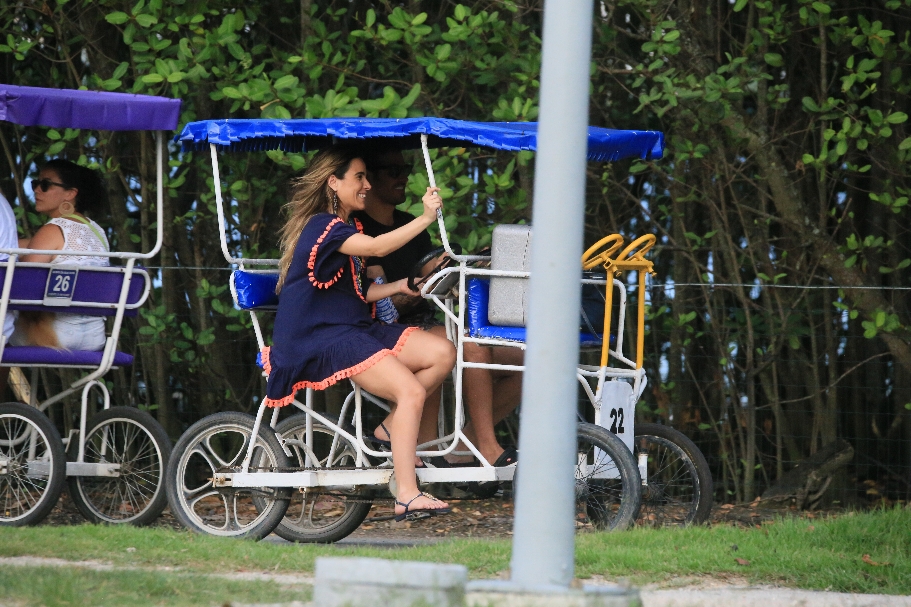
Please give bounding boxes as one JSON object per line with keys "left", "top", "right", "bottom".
{"left": 466, "top": 278, "right": 603, "bottom": 347}
{"left": 1, "top": 346, "right": 133, "bottom": 366}
{"left": 233, "top": 270, "right": 279, "bottom": 310}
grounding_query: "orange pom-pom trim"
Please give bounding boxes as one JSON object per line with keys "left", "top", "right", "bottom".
{"left": 261, "top": 326, "right": 418, "bottom": 408}
{"left": 308, "top": 217, "right": 345, "bottom": 289}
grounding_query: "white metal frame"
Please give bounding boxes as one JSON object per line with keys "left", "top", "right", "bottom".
{"left": 0, "top": 131, "right": 166, "bottom": 476}
{"left": 207, "top": 134, "right": 646, "bottom": 489}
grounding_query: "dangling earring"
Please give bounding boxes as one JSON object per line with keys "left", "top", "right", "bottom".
{"left": 60, "top": 201, "right": 75, "bottom": 216}
{"left": 332, "top": 191, "right": 339, "bottom": 215}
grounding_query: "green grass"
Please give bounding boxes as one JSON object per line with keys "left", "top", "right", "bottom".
{"left": 0, "top": 507, "right": 908, "bottom": 599}
{"left": 0, "top": 566, "right": 308, "bottom": 607}
{"left": 573, "top": 507, "right": 911, "bottom": 593}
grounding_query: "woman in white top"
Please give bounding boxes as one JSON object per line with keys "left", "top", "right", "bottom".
{"left": 12, "top": 159, "right": 110, "bottom": 351}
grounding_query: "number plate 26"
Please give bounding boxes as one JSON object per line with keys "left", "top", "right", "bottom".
{"left": 43, "top": 268, "right": 79, "bottom": 306}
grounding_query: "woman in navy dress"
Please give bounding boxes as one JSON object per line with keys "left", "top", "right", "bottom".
{"left": 262, "top": 145, "right": 455, "bottom": 521}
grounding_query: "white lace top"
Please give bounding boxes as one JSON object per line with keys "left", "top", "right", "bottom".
{"left": 48, "top": 217, "right": 110, "bottom": 267}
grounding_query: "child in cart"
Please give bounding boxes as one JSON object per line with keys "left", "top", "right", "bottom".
{"left": 262, "top": 145, "right": 456, "bottom": 521}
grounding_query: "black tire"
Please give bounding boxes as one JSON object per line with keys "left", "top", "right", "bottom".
{"left": 0, "top": 402, "right": 66, "bottom": 526}
{"left": 576, "top": 422, "right": 641, "bottom": 531}
{"left": 66, "top": 407, "right": 172, "bottom": 526}
{"left": 634, "top": 423, "right": 713, "bottom": 527}
{"left": 166, "top": 412, "right": 290, "bottom": 539}
{"left": 269, "top": 415, "right": 372, "bottom": 543}
{"left": 465, "top": 479, "right": 501, "bottom": 499}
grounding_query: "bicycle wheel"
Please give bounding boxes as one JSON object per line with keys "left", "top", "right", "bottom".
{"left": 269, "top": 415, "right": 372, "bottom": 543}
{"left": 0, "top": 402, "right": 66, "bottom": 526}
{"left": 576, "top": 422, "right": 640, "bottom": 531}
{"left": 67, "top": 407, "right": 172, "bottom": 525}
{"left": 166, "top": 412, "right": 290, "bottom": 539}
{"left": 634, "top": 423, "right": 713, "bottom": 527}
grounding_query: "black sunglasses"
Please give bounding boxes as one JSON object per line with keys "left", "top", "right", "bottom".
{"left": 373, "top": 165, "right": 411, "bottom": 179}
{"left": 31, "top": 178, "right": 69, "bottom": 193}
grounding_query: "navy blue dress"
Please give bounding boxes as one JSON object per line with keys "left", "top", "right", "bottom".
{"left": 263, "top": 213, "right": 416, "bottom": 407}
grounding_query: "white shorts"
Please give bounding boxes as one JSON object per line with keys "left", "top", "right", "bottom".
{"left": 10, "top": 313, "right": 106, "bottom": 351}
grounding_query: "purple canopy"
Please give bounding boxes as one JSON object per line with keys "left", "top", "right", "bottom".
{"left": 0, "top": 85, "right": 181, "bottom": 131}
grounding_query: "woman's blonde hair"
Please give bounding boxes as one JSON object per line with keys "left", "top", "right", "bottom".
{"left": 276, "top": 145, "right": 360, "bottom": 293}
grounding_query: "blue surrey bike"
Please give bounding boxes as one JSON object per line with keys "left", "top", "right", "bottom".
{"left": 164, "top": 118, "right": 712, "bottom": 542}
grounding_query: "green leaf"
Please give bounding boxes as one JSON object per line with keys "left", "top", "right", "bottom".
{"left": 802, "top": 97, "right": 820, "bottom": 112}
{"left": 886, "top": 112, "right": 908, "bottom": 124}
{"left": 899, "top": 137, "right": 911, "bottom": 150}
{"left": 135, "top": 14, "right": 158, "bottom": 28}
{"left": 141, "top": 73, "right": 164, "bottom": 84}
{"left": 764, "top": 53, "right": 784, "bottom": 67}
{"left": 274, "top": 74, "right": 299, "bottom": 90}
{"left": 105, "top": 12, "right": 130, "bottom": 25}
{"left": 112, "top": 62, "right": 129, "bottom": 80}
{"left": 365, "top": 9, "right": 376, "bottom": 28}
{"left": 732, "top": 0, "right": 748, "bottom": 11}
{"left": 812, "top": 1, "right": 831, "bottom": 14}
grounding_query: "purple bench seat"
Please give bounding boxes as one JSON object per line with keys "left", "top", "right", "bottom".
{"left": 0, "top": 264, "right": 149, "bottom": 316}
{"left": 0, "top": 346, "right": 133, "bottom": 367}
{"left": 0, "top": 264, "right": 149, "bottom": 367}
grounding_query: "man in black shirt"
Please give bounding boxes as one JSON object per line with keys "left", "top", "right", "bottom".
{"left": 353, "top": 148, "right": 521, "bottom": 468}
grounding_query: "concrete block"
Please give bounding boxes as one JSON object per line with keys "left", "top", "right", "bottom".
{"left": 313, "top": 556, "right": 467, "bottom": 607}
{"left": 466, "top": 580, "right": 640, "bottom": 607}
{"left": 489, "top": 224, "right": 532, "bottom": 327}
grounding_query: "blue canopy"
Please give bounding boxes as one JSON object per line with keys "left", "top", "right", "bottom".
{"left": 0, "top": 85, "right": 181, "bottom": 132}
{"left": 177, "top": 118, "right": 663, "bottom": 162}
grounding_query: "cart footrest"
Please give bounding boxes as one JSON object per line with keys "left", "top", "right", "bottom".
{"left": 67, "top": 462, "right": 121, "bottom": 476}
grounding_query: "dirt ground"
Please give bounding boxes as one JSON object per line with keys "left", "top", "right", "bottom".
{"left": 44, "top": 486, "right": 843, "bottom": 540}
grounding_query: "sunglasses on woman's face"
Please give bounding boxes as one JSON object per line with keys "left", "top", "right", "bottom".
{"left": 374, "top": 165, "right": 410, "bottom": 179}
{"left": 31, "top": 178, "right": 69, "bottom": 193}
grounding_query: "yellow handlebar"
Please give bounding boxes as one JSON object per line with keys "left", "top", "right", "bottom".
{"left": 581, "top": 234, "right": 625, "bottom": 270}
{"left": 617, "top": 234, "right": 656, "bottom": 262}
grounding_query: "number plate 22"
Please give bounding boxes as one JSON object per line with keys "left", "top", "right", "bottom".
{"left": 598, "top": 381, "right": 634, "bottom": 454}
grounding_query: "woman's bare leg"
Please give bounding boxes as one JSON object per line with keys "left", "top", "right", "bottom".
{"left": 375, "top": 329, "right": 455, "bottom": 449}
{"left": 352, "top": 355, "right": 449, "bottom": 515}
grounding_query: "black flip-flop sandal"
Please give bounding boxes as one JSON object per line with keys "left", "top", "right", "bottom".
{"left": 492, "top": 447, "right": 518, "bottom": 467}
{"left": 466, "top": 447, "right": 518, "bottom": 498}
{"left": 394, "top": 492, "right": 451, "bottom": 522}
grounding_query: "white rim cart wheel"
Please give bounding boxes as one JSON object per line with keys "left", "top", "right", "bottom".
{"left": 166, "top": 411, "right": 290, "bottom": 539}
{"left": 67, "top": 406, "right": 172, "bottom": 525}
{"left": 576, "top": 422, "right": 641, "bottom": 531}
{"left": 268, "top": 415, "right": 372, "bottom": 543}
{"left": 0, "top": 402, "right": 66, "bottom": 526}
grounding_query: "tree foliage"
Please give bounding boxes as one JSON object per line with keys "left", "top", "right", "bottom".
{"left": 1, "top": 0, "right": 908, "bottom": 503}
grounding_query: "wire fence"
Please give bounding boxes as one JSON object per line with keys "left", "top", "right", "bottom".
{"left": 16, "top": 263, "right": 910, "bottom": 507}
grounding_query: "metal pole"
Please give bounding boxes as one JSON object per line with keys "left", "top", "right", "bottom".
{"left": 510, "top": 0, "right": 595, "bottom": 589}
